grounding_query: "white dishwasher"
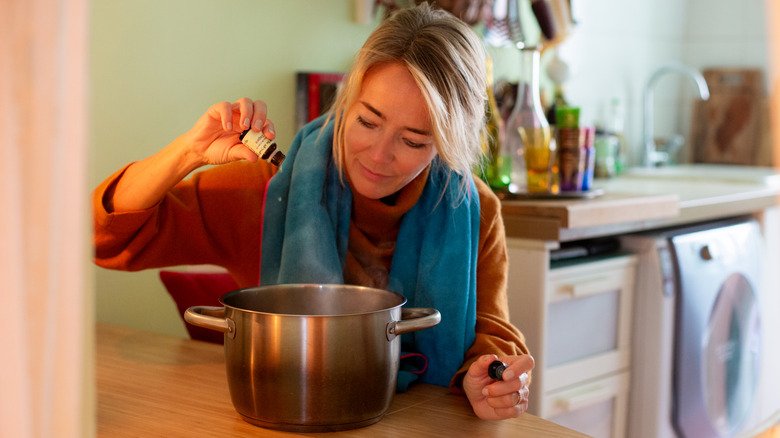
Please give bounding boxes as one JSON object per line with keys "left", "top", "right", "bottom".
{"left": 622, "top": 218, "right": 766, "bottom": 438}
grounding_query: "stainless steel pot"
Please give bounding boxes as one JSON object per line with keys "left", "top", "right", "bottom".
{"left": 184, "top": 284, "right": 440, "bottom": 432}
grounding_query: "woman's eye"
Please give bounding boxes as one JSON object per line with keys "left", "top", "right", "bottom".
{"left": 356, "top": 116, "right": 376, "bottom": 129}
{"left": 403, "top": 138, "right": 428, "bottom": 149}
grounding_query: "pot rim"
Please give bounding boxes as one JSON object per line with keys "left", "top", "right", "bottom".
{"left": 218, "top": 283, "right": 409, "bottom": 318}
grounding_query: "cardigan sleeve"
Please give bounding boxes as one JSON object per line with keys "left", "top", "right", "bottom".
{"left": 449, "top": 177, "right": 531, "bottom": 391}
{"left": 92, "top": 160, "right": 277, "bottom": 287}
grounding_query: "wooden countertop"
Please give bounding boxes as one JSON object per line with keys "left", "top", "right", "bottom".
{"left": 501, "top": 165, "right": 780, "bottom": 242}
{"left": 501, "top": 191, "right": 680, "bottom": 241}
{"left": 97, "top": 323, "right": 587, "bottom": 437}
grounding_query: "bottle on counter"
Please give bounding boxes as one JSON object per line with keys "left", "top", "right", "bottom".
{"left": 580, "top": 126, "right": 596, "bottom": 191}
{"left": 503, "top": 46, "right": 556, "bottom": 194}
{"left": 593, "top": 129, "right": 619, "bottom": 178}
{"left": 556, "top": 107, "right": 595, "bottom": 192}
{"left": 478, "top": 54, "right": 510, "bottom": 192}
{"left": 596, "top": 97, "right": 627, "bottom": 175}
{"left": 556, "top": 106, "right": 583, "bottom": 191}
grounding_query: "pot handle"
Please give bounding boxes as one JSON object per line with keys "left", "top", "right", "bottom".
{"left": 184, "top": 306, "right": 236, "bottom": 339}
{"left": 386, "top": 307, "right": 441, "bottom": 340}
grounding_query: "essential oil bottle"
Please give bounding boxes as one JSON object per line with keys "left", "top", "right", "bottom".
{"left": 239, "top": 129, "right": 287, "bottom": 166}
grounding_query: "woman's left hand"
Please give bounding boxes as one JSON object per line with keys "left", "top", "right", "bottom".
{"left": 462, "top": 353, "right": 535, "bottom": 420}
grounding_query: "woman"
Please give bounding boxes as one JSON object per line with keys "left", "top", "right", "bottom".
{"left": 93, "top": 3, "right": 534, "bottom": 420}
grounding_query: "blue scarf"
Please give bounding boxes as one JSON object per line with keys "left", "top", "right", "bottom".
{"left": 260, "top": 116, "right": 479, "bottom": 388}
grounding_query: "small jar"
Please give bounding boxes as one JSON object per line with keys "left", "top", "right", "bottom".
{"left": 240, "top": 129, "right": 287, "bottom": 166}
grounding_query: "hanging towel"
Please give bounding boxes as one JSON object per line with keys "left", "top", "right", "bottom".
{"left": 260, "top": 115, "right": 480, "bottom": 388}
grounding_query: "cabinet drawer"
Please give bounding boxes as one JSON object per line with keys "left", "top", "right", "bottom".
{"left": 545, "top": 255, "right": 636, "bottom": 391}
{"left": 543, "top": 372, "right": 630, "bottom": 438}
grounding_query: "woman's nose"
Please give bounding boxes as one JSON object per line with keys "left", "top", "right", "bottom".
{"left": 367, "top": 134, "right": 394, "bottom": 164}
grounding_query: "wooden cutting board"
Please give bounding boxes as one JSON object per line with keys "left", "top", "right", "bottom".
{"left": 690, "top": 68, "right": 771, "bottom": 166}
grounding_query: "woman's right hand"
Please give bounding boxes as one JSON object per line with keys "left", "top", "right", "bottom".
{"left": 182, "top": 97, "right": 277, "bottom": 166}
{"left": 105, "top": 98, "right": 277, "bottom": 213}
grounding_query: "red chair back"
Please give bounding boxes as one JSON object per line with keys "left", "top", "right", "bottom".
{"left": 159, "top": 270, "right": 240, "bottom": 344}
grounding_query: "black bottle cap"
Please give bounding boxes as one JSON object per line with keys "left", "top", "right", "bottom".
{"left": 270, "top": 150, "right": 286, "bottom": 167}
{"left": 488, "top": 360, "right": 507, "bottom": 380}
{"left": 239, "top": 129, "right": 250, "bottom": 141}
{"left": 261, "top": 142, "right": 277, "bottom": 160}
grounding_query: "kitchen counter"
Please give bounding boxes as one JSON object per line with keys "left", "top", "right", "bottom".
{"left": 498, "top": 164, "right": 780, "bottom": 432}
{"left": 501, "top": 165, "right": 780, "bottom": 242}
{"left": 96, "top": 323, "right": 587, "bottom": 437}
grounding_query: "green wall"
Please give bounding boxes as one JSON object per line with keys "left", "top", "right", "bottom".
{"left": 90, "top": 1, "right": 376, "bottom": 336}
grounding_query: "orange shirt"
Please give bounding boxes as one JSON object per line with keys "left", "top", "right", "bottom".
{"left": 93, "top": 159, "right": 529, "bottom": 389}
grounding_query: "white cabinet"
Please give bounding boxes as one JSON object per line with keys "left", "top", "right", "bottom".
{"left": 544, "top": 372, "right": 630, "bottom": 438}
{"left": 506, "top": 238, "right": 636, "bottom": 438}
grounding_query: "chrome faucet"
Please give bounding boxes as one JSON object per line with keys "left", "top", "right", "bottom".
{"left": 642, "top": 63, "right": 710, "bottom": 167}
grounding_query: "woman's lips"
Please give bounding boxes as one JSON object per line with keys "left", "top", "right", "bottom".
{"left": 359, "top": 161, "right": 389, "bottom": 182}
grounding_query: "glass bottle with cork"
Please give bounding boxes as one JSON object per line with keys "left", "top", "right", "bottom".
{"left": 502, "top": 46, "right": 556, "bottom": 194}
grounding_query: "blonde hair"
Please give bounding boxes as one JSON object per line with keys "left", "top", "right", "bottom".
{"left": 327, "top": 3, "right": 487, "bottom": 195}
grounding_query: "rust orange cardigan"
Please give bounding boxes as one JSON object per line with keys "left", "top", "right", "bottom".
{"left": 93, "top": 160, "right": 529, "bottom": 390}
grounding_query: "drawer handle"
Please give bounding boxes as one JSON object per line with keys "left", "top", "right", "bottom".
{"left": 555, "top": 384, "right": 614, "bottom": 412}
{"left": 558, "top": 276, "right": 614, "bottom": 297}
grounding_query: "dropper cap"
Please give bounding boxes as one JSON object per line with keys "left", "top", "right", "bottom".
{"left": 488, "top": 360, "right": 507, "bottom": 380}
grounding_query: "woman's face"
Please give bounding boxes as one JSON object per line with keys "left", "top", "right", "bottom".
{"left": 343, "top": 62, "right": 437, "bottom": 200}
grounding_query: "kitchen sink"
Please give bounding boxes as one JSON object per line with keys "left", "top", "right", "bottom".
{"left": 593, "top": 164, "right": 780, "bottom": 203}
{"left": 621, "top": 164, "right": 780, "bottom": 186}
